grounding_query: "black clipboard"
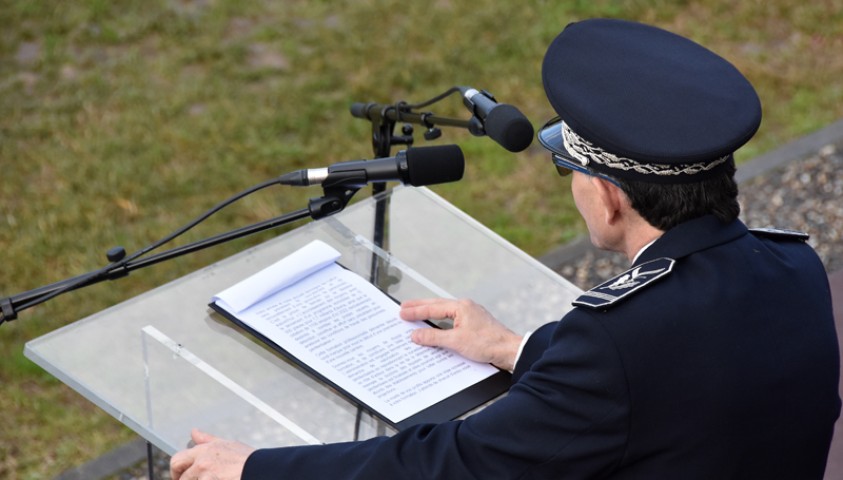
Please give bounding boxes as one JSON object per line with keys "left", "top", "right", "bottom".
{"left": 209, "top": 291, "right": 511, "bottom": 431}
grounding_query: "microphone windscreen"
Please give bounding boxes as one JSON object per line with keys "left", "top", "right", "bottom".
{"left": 484, "top": 104, "right": 535, "bottom": 152}
{"left": 349, "top": 102, "right": 368, "bottom": 119}
{"left": 405, "top": 145, "right": 465, "bottom": 187}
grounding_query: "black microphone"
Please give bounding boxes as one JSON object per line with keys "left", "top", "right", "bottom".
{"left": 278, "top": 144, "right": 464, "bottom": 189}
{"left": 459, "top": 87, "right": 534, "bottom": 153}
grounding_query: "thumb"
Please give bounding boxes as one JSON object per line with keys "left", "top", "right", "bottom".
{"left": 191, "top": 428, "right": 218, "bottom": 445}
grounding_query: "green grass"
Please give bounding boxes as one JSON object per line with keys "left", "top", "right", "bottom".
{"left": 2, "top": 1, "right": 842, "bottom": 478}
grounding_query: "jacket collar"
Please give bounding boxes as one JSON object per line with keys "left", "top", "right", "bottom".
{"left": 635, "top": 215, "right": 748, "bottom": 266}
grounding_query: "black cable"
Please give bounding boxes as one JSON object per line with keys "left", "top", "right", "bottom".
{"left": 15, "top": 178, "right": 281, "bottom": 312}
{"left": 402, "top": 86, "right": 462, "bottom": 110}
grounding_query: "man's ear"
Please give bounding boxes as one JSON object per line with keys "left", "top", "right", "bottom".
{"left": 591, "top": 177, "right": 625, "bottom": 226}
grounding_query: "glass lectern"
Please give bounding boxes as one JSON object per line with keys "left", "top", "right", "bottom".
{"left": 25, "top": 186, "right": 581, "bottom": 453}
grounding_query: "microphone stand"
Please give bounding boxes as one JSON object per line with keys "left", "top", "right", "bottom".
{"left": 0, "top": 184, "right": 359, "bottom": 326}
{"left": 351, "top": 89, "right": 482, "bottom": 288}
{"left": 355, "top": 104, "right": 407, "bottom": 441}
{"left": 350, "top": 88, "right": 478, "bottom": 439}
{"left": 366, "top": 107, "right": 404, "bottom": 289}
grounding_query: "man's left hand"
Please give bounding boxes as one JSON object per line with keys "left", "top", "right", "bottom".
{"left": 170, "top": 428, "right": 255, "bottom": 480}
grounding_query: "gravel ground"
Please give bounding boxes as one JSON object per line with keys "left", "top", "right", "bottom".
{"left": 555, "top": 140, "right": 843, "bottom": 290}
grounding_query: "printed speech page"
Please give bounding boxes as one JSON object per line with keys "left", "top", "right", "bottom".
{"left": 212, "top": 241, "right": 498, "bottom": 424}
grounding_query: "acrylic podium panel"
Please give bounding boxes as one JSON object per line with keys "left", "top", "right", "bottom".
{"left": 24, "top": 186, "right": 582, "bottom": 454}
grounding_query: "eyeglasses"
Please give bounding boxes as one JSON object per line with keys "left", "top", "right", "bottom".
{"left": 538, "top": 116, "right": 622, "bottom": 188}
{"left": 552, "top": 152, "right": 623, "bottom": 188}
{"left": 551, "top": 152, "right": 586, "bottom": 177}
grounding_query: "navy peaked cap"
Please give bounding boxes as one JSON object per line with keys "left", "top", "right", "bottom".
{"left": 539, "top": 18, "right": 761, "bottom": 183}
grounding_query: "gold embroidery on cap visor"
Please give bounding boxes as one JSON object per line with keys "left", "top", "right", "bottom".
{"left": 538, "top": 116, "right": 731, "bottom": 180}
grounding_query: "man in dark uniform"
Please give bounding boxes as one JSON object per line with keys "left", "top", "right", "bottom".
{"left": 171, "top": 18, "right": 840, "bottom": 479}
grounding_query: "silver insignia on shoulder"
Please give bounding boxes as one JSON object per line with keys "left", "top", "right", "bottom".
{"left": 573, "top": 257, "right": 676, "bottom": 310}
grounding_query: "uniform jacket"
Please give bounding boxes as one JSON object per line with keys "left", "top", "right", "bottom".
{"left": 243, "top": 215, "right": 840, "bottom": 479}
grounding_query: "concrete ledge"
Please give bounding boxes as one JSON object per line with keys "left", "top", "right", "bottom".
{"left": 735, "top": 118, "right": 843, "bottom": 183}
{"left": 54, "top": 439, "right": 148, "bottom": 480}
{"left": 537, "top": 235, "right": 593, "bottom": 272}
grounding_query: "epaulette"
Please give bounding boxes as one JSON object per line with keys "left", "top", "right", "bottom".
{"left": 573, "top": 257, "right": 675, "bottom": 310}
{"left": 749, "top": 227, "right": 810, "bottom": 242}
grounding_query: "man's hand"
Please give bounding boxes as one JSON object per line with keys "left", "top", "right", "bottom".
{"left": 400, "top": 298, "right": 523, "bottom": 372}
{"left": 170, "top": 429, "right": 255, "bottom": 480}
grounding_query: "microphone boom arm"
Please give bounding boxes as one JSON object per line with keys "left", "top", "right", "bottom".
{"left": 0, "top": 183, "right": 360, "bottom": 326}
{"left": 351, "top": 98, "right": 483, "bottom": 157}
{"left": 351, "top": 102, "right": 480, "bottom": 134}
{"left": 350, "top": 85, "right": 533, "bottom": 154}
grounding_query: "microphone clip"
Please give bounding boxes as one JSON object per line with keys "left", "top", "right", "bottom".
{"left": 461, "top": 88, "right": 496, "bottom": 137}
{"left": 308, "top": 185, "right": 359, "bottom": 220}
{"left": 461, "top": 87, "right": 496, "bottom": 112}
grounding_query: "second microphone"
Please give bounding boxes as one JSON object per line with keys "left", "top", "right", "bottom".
{"left": 278, "top": 145, "right": 465, "bottom": 189}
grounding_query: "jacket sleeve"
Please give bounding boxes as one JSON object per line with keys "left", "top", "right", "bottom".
{"left": 512, "top": 322, "right": 558, "bottom": 383}
{"left": 242, "top": 311, "right": 630, "bottom": 480}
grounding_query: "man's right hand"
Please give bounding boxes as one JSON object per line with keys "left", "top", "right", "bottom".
{"left": 399, "top": 298, "right": 523, "bottom": 372}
